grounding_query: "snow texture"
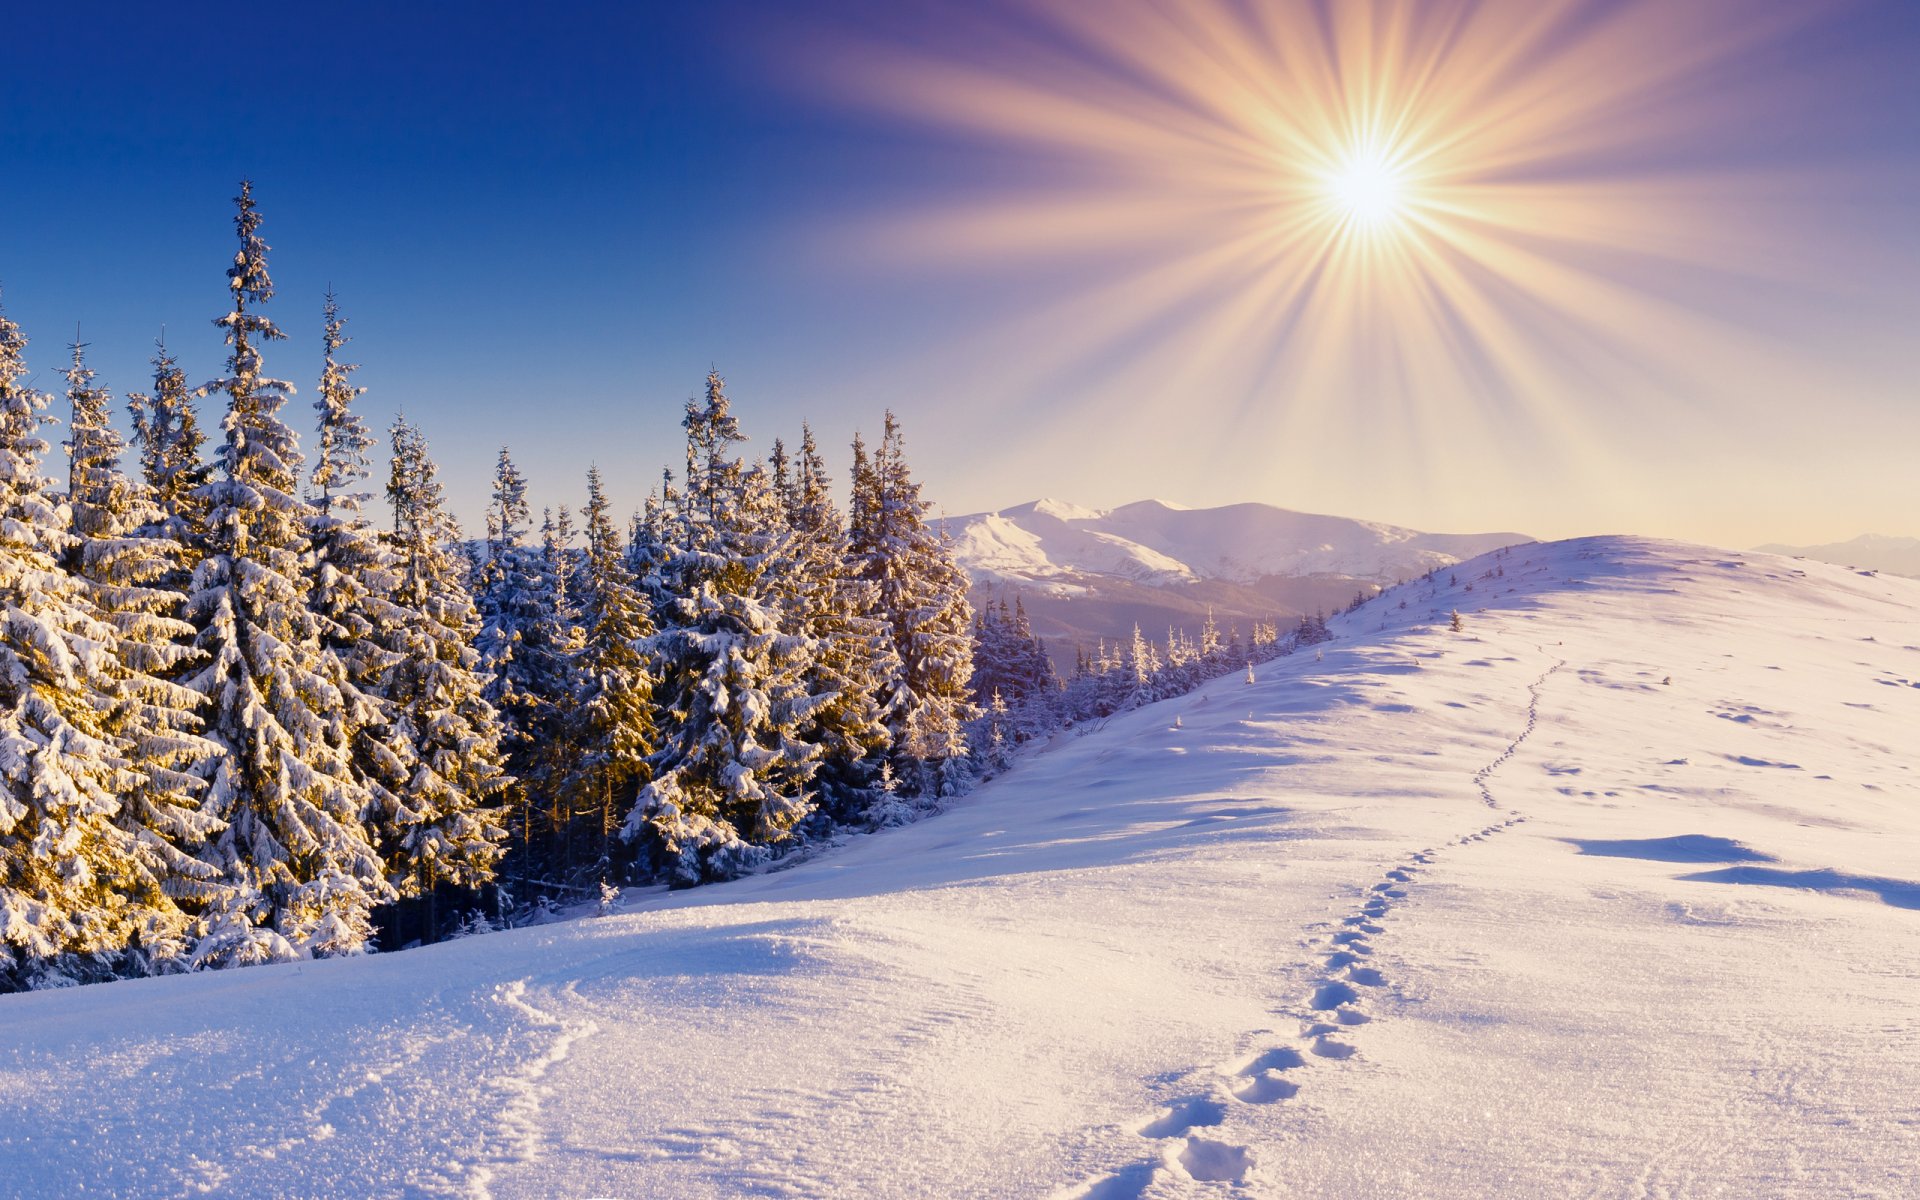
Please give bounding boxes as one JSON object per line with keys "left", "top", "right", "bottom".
{"left": 2, "top": 535, "right": 1917, "bottom": 1198}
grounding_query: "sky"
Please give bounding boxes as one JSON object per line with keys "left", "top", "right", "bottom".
{"left": 0, "top": 0, "right": 1915, "bottom": 547}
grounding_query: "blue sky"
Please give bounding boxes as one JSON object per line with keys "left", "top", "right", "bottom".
{"left": 3, "top": 0, "right": 1916, "bottom": 544}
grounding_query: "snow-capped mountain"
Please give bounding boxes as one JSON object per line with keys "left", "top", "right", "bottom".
{"left": 1754, "top": 533, "right": 1920, "bottom": 579}
{"left": 944, "top": 498, "right": 1529, "bottom": 657}
{"left": 944, "top": 498, "right": 1528, "bottom": 590}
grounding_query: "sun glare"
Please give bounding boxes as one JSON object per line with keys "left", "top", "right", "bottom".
{"left": 1324, "top": 146, "right": 1408, "bottom": 230}
{"left": 847, "top": 0, "right": 1836, "bottom": 501}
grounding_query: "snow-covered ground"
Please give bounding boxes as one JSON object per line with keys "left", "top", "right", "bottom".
{"left": 3, "top": 535, "right": 1918, "bottom": 1199}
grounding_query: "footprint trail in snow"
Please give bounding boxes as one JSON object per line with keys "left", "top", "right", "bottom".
{"left": 1055, "top": 652, "right": 1565, "bottom": 1198}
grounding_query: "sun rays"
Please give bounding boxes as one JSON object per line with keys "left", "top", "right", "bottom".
{"left": 818, "top": 0, "right": 1857, "bottom": 526}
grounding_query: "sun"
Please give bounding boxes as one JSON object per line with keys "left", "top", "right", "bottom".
{"left": 1322, "top": 144, "right": 1410, "bottom": 230}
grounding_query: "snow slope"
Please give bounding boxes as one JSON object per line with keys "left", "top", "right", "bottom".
{"left": 945, "top": 498, "right": 1527, "bottom": 588}
{"left": 4, "top": 536, "right": 1919, "bottom": 1199}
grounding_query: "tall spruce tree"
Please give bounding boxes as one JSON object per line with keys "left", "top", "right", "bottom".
{"left": 185, "top": 182, "right": 389, "bottom": 964}
{"left": 627, "top": 372, "right": 822, "bottom": 883}
{"left": 563, "top": 467, "right": 656, "bottom": 884}
{"left": 472, "top": 449, "right": 574, "bottom": 885}
{"left": 127, "top": 336, "right": 211, "bottom": 555}
{"left": 0, "top": 308, "right": 170, "bottom": 988}
{"left": 776, "top": 424, "right": 895, "bottom": 818}
{"left": 529, "top": 505, "right": 584, "bottom": 875}
{"left": 382, "top": 418, "right": 506, "bottom": 913}
{"left": 307, "top": 291, "right": 412, "bottom": 849}
{"left": 847, "top": 411, "right": 977, "bottom": 799}
{"left": 64, "top": 341, "right": 225, "bottom": 968}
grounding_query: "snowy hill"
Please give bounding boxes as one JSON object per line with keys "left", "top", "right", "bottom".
{"left": 4, "top": 536, "right": 1919, "bottom": 1198}
{"left": 1755, "top": 532, "right": 1920, "bottom": 579}
{"left": 945, "top": 498, "right": 1527, "bottom": 589}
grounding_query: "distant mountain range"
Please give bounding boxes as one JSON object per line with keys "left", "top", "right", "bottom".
{"left": 941, "top": 499, "right": 1529, "bottom": 660}
{"left": 1753, "top": 534, "right": 1920, "bottom": 579}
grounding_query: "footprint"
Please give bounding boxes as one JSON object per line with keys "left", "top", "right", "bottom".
{"left": 1346, "top": 966, "right": 1387, "bottom": 988}
{"left": 1061, "top": 1161, "right": 1158, "bottom": 1200}
{"left": 1343, "top": 919, "right": 1384, "bottom": 933}
{"left": 1138, "top": 1096, "right": 1226, "bottom": 1139}
{"left": 1325, "top": 950, "right": 1362, "bottom": 969}
{"left": 1386, "top": 869, "right": 1414, "bottom": 882}
{"left": 1333, "top": 1008, "right": 1370, "bottom": 1026}
{"left": 1175, "top": 1138, "right": 1256, "bottom": 1185}
{"left": 1310, "top": 980, "right": 1360, "bottom": 1010}
{"left": 1238, "top": 1047, "right": 1305, "bottom": 1074}
{"left": 1233, "top": 1071, "right": 1299, "bottom": 1103}
{"left": 1310, "top": 1036, "right": 1357, "bottom": 1059}
{"left": 1330, "top": 932, "right": 1372, "bottom": 949}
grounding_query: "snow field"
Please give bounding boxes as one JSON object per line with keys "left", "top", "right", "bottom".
{"left": 2, "top": 535, "right": 1917, "bottom": 1198}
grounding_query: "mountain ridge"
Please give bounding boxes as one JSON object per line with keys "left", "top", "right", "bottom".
{"left": 943, "top": 497, "right": 1530, "bottom": 590}
{"left": 1753, "top": 533, "right": 1920, "bottom": 579}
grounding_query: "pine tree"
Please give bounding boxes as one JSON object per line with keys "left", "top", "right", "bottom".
{"left": 127, "top": 336, "right": 211, "bottom": 553}
{"left": 530, "top": 505, "right": 584, "bottom": 874}
{"left": 0, "top": 307, "right": 171, "bottom": 988}
{"left": 847, "top": 411, "right": 977, "bottom": 798}
{"left": 185, "top": 182, "right": 389, "bottom": 964}
{"left": 563, "top": 467, "right": 656, "bottom": 884}
{"left": 472, "top": 449, "right": 573, "bottom": 886}
{"left": 382, "top": 418, "right": 507, "bottom": 914}
{"left": 307, "top": 292, "right": 412, "bottom": 862}
{"left": 627, "top": 372, "right": 822, "bottom": 882}
{"left": 775, "top": 424, "right": 895, "bottom": 819}
{"left": 63, "top": 340, "right": 225, "bottom": 970}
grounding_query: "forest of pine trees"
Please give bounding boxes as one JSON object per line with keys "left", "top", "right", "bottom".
{"left": 0, "top": 185, "right": 985, "bottom": 989}
{"left": 0, "top": 184, "right": 1338, "bottom": 991}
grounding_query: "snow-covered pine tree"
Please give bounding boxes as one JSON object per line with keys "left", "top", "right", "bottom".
{"left": 471, "top": 450, "right": 573, "bottom": 886}
{"left": 847, "top": 411, "right": 977, "bottom": 798}
{"left": 1199, "top": 606, "right": 1222, "bottom": 665}
{"left": 626, "top": 372, "right": 823, "bottom": 883}
{"left": 127, "top": 335, "right": 212, "bottom": 557}
{"left": 381, "top": 418, "right": 506, "bottom": 914}
{"left": 0, "top": 307, "right": 172, "bottom": 989}
{"left": 968, "top": 594, "right": 1057, "bottom": 737}
{"left": 63, "top": 340, "right": 225, "bottom": 971}
{"left": 1007, "top": 598, "right": 1055, "bottom": 691}
{"left": 185, "top": 182, "right": 390, "bottom": 965}
{"left": 773, "top": 423, "right": 895, "bottom": 820}
{"left": 306, "top": 292, "right": 412, "bottom": 856}
{"left": 562, "top": 467, "right": 655, "bottom": 885}
{"left": 1122, "top": 622, "right": 1160, "bottom": 707}
{"left": 531, "top": 505, "right": 585, "bottom": 874}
